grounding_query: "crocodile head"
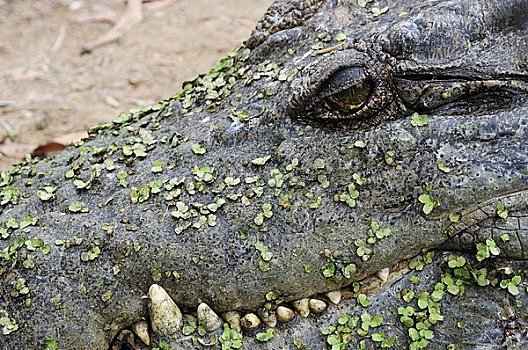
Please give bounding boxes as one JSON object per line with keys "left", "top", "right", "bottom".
{"left": 0, "top": 0, "right": 527, "bottom": 349}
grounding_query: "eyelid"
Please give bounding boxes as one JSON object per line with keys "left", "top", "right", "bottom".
{"left": 288, "top": 50, "right": 369, "bottom": 113}
{"left": 320, "top": 67, "right": 369, "bottom": 98}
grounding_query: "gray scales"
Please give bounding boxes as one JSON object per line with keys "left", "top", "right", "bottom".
{"left": 1, "top": 0, "right": 528, "bottom": 349}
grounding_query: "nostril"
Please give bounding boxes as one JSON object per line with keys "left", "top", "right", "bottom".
{"left": 381, "top": 21, "right": 422, "bottom": 57}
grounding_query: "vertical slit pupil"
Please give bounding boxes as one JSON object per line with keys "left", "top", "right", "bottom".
{"left": 326, "top": 76, "right": 372, "bottom": 111}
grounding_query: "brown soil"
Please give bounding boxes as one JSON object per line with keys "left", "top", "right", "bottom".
{"left": 0, "top": 0, "right": 272, "bottom": 170}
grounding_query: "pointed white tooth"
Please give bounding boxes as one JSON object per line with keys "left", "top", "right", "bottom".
{"left": 131, "top": 320, "right": 151, "bottom": 346}
{"left": 222, "top": 311, "right": 241, "bottom": 332}
{"left": 197, "top": 302, "right": 223, "bottom": 331}
{"left": 240, "top": 313, "right": 261, "bottom": 330}
{"left": 292, "top": 298, "right": 310, "bottom": 317}
{"left": 376, "top": 267, "right": 390, "bottom": 283}
{"left": 148, "top": 284, "right": 182, "bottom": 337}
{"left": 308, "top": 299, "right": 327, "bottom": 313}
{"left": 325, "top": 290, "right": 342, "bottom": 304}
{"left": 276, "top": 306, "right": 295, "bottom": 323}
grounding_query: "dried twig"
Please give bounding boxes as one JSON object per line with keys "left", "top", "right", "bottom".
{"left": 81, "top": 0, "right": 143, "bottom": 54}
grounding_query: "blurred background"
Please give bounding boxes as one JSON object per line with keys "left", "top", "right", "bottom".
{"left": 0, "top": 0, "right": 273, "bottom": 170}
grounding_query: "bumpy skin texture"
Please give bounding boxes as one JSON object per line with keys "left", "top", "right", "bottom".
{"left": 1, "top": 0, "right": 528, "bottom": 349}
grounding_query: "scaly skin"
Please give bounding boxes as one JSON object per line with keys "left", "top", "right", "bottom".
{"left": 1, "top": 0, "right": 527, "bottom": 349}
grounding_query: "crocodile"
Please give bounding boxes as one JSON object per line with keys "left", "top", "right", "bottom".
{"left": 1, "top": 0, "right": 528, "bottom": 349}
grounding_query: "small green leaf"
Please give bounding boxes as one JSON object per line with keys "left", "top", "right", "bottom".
{"left": 486, "top": 239, "right": 500, "bottom": 256}
{"left": 437, "top": 161, "right": 451, "bottom": 173}
{"left": 447, "top": 255, "right": 466, "bottom": 268}
{"left": 371, "top": 6, "right": 389, "bottom": 17}
{"left": 256, "top": 328, "right": 274, "bottom": 342}
{"left": 335, "top": 33, "right": 347, "bottom": 42}
{"left": 219, "top": 323, "right": 243, "bottom": 349}
{"left": 402, "top": 290, "right": 415, "bottom": 303}
{"left": 251, "top": 155, "right": 271, "bottom": 166}
{"left": 448, "top": 213, "right": 460, "bottom": 223}
{"left": 20, "top": 216, "right": 38, "bottom": 229}
{"left": 265, "top": 290, "right": 280, "bottom": 301}
{"left": 258, "top": 260, "right": 271, "bottom": 272}
{"left": 101, "top": 290, "right": 113, "bottom": 302}
{"left": 322, "top": 262, "right": 335, "bottom": 278}
{"left": 357, "top": 0, "right": 372, "bottom": 7}
{"left": 313, "top": 158, "right": 326, "bottom": 169}
{"left": 73, "top": 179, "right": 91, "bottom": 189}
{"left": 37, "top": 186, "right": 56, "bottom": 201}
{"left": 262, "top": 203, "right": 273, "bottom": 218}
{"left": 44, "top": 339, "right": 58, "bottom": 350}
{"left": 255, "top": 242, "right": 273, "bottom": 261}
{"left": 357, "top": 293, "right": 370, "bottom": 307}
{"left": 496, "top": 202, "right": 508, "bottom": 219}
{"left": 418, "top": 193, "right": 439, "bottom": 215}
{"left": 151, "top": 159, "right": 164, "bottom": 173}
{"left": 342, "top": 263, "right": 357, "bottom": 278}
{"left": 417, "top": 292, "right": 429, "bottom": 309}
{"left": 254, "top": 212, "right": 264, "bottom": 226}
{"left": 408, "top": 275, "right": 420, "bottom": 285}
{"left": 476, "top": 242, "right": 490, "bottom": 261}
{"left": 191, "top": 143, "right": 206, "bottom": 155}
{"left": 371, "top": 332, "right": 385, "bottom": 342}
{"left": 410, "top": 113, "right": 429, "bottom": 127}
{"left": 68, "top": 201, "right": 88, "bottom": 213}
{"left": 80, "top": 246, "right": 101, "bottom": 262}
{"left": 508, "top": 283, "right": 520, "bottom": 296}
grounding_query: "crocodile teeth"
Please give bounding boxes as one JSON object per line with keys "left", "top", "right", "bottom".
{"left": 148, "top": 284, "right": 182, "bottom": 337}
{"left": 131, "top": 320, "right": 151, "bottom": 346}
{"left": 325, "top": 290, "right": 342, "bottom": 304}
{"left": 261, "top": 311, "right": 277, "bottom": 327}
{"left": 197, "top": 302, "right": 223, "bottom": 331}
{"left": 308, "top": 298, "right": 327, "bottom": 313}
{"left": 376, "top": 267, "right": 390, "bottom": 283}
{"left": 240, "top": 313, "right": 261, "bottom": 330}
{"left": 292, "top": 298, "right": 310, "bottom": 317}
{"left": 222, "top": 311, "right": 241, "bottom": 332}
{"left": 276, "top": 306, "right": 295, "bottom": 323}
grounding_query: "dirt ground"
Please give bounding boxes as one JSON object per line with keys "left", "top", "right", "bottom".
{"left": 0, "top": 0, "right": 273, "bottom": 170}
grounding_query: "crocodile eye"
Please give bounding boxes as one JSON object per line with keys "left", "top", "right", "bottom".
{"left": 288, "top": 50, "right": 392, "bottom": 129}
{"left": 322, "top": 68, "right": 373, "bottom": 112}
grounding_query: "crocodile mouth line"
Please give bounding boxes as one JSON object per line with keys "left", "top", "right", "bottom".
{"left": 110, "top": 263, "right": 409, "bottom": 349}
{"left": 110, "top": 187, "right": 528, "bottom": 348}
